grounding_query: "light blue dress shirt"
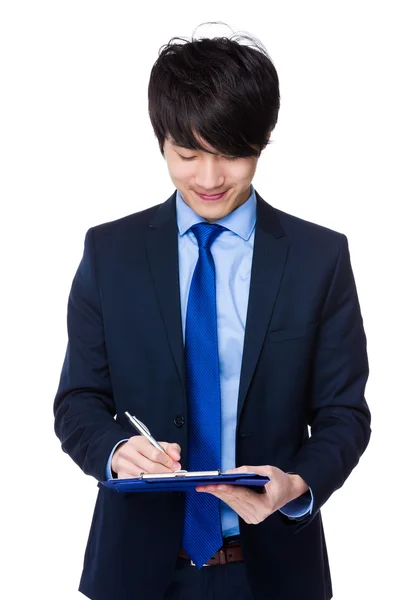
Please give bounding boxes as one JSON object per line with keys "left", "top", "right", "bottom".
{"left": 106, "top": 184, "right": 313, "bottom": 537}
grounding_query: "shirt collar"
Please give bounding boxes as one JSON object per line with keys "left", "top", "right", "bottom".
{"left": 176, "top": 184, "right": 257, "bottom": 241}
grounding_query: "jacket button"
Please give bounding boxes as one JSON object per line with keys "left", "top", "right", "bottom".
{"left": 174, "top": 414, "right": 185, "bottom": 428}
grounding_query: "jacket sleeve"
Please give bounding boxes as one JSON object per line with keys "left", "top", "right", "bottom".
{"left": 286, "top": 233, "right": 371, "bottom": 531}
{"left": 53, "top": 228, "right": 134, "bottom": 481}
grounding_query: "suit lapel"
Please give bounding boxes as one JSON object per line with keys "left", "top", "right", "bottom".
{"left": 146, "top": 191, "right": 186, "bottom": 394}
{"left": 236, "top": 192, "right": 287, "bottom": 425}
{"left": 145, "top": 190, "right": 288, "bottom": 428}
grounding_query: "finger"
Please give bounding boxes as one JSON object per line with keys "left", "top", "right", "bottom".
{"left": 225, "top": 465, "right": 272, "bottom": 477}
{"left": 197, "top": 489, "right": 260, "bottom": 524}
{"left": 124, "top": 439, "right": 179, "bottom": 471}
{"left": 126, "top": 437, "right": 181, "bottom": 467}
{"left": 225, "top": 465, "right": 258, "bottom": 473}
{"left": 200, "top": 488, "right": 267, "bottom": 524}
{"left": 159, "top": 441, "right": 181, "bottom": 461}
{"left": 117, "top": 470, "right": 140, "bottom": 480}
{"left": 203, "top": 484, "right": 251, "bottom": 496}
{"left": 199, "top": 484, "right": 234, "bottom": 493}
{"left": 141, "top": 443, "right": 182, "bottom": 471}
{"left": 200, "top": 485, "right": 261, "bottom": 507}
{"left": 116, "top": 448, "right": 180, "bottom": 474}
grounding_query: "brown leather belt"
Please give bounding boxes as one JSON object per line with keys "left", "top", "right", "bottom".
{"left": 178, "top": 539, "right": 243, "bottom": 567}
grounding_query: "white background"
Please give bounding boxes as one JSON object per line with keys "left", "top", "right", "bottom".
{"left": 1, "top": 2, "right": 414, "bottom": 599}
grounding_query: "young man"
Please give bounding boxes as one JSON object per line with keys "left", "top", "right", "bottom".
{"left": 54, "top": 30, "right": 371, "bottom": 600}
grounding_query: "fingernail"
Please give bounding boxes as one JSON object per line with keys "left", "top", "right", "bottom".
{"left": 173, "top": 462, "right": 181, "bottom": 470}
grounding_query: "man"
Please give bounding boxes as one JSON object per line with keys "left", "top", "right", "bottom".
{"left": 54, "top": 30, "right": 371, "bottom": 600}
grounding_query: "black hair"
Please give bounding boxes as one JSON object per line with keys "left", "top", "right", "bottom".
{"left": 148, "top": 23, "right": 280, "bottom": 159}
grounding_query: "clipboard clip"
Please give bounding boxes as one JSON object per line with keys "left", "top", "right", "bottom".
{"left": 139, "top": 469, "right": 221, "bottom": 480}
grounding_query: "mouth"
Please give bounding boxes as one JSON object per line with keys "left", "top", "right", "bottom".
{"left": 196, "top": 190, "right": 228, "bottom": 202}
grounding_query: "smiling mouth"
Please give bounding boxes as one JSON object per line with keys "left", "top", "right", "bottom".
{"left": 196, "top": 190, "right": 228, "bottom": 201}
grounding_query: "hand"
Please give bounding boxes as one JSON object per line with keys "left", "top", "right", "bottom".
{"left": 196, "top": 465, "right": 308, "bottom": 525}
{"left": 111, "top": 436, "right": 182, "bottom": 479}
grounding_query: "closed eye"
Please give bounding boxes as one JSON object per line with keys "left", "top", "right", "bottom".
{"left": 178, "top": 154, "right": 239, "bottom": 161}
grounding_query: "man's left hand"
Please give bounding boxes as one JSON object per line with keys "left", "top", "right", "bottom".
{"left": 196, "top": 465, "right": 308, "bottom": 524}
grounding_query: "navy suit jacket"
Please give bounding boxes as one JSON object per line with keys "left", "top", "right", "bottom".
{"left": 54, "top": 190, "right": 371, "bottom": 600}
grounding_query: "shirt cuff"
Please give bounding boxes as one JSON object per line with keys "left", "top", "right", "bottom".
{"left": 105, "top": 438, "right": 130, "bottom": 480}
{"left": 279, "top": 474, "right": 314, "bottom": 519}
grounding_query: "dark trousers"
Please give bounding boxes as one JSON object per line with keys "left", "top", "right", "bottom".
{"left": 163, "top": 557, "right": 255, "bottom": 600}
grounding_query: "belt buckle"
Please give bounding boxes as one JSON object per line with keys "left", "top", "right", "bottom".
{"left": 190, "top": 560, "right": 210, "bottom": 567}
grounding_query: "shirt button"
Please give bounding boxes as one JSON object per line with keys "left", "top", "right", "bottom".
{"left": 174, "top": 414, "right": 185, "bottom": 427}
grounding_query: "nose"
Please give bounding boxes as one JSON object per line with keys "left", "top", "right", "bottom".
{"left": 194, "top": 158, "right": 225, "bottom": 191}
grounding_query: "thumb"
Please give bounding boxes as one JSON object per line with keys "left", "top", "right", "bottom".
{"left": 225, "top": 465, "right": 263, "bottom": 475}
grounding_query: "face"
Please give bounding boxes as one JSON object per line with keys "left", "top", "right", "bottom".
{"left": 163, "top": 134, "right": 261, "bottom": 222}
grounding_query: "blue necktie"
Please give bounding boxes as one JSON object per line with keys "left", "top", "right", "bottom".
{"left": 182, "top": 222, "right": 226, "bottom": 569}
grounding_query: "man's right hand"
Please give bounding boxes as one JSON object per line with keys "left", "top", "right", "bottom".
{"left": 111, "top": 436, "right": 182, "bottom": 479}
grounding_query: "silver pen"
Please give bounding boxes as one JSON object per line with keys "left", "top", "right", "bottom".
{"left": 124, "top": 411, "right": 166, "bottom": 453}
{"left": 124, "top": 411, "right": 187, "bottom": 473}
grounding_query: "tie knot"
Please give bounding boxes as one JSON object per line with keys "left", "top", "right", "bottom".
{"left": 190, "top": 222, "right": 226, "bottom": 249}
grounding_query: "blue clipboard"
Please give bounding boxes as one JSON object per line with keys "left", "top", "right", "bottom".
{"left": 101, "top": 470, "right": 269, "bottom": 493}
